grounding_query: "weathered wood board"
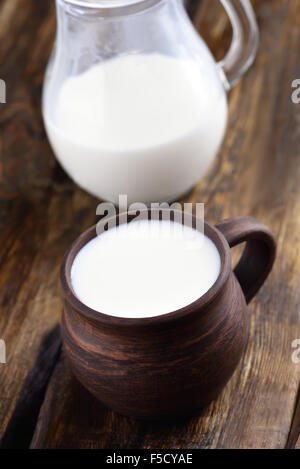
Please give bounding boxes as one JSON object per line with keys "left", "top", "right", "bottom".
{"left": 0, "top": 0, "right": 299, "bottom": 449}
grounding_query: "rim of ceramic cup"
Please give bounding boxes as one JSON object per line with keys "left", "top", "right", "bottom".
{"left": 60, "top": 209, "right": 231, "bottom": 326}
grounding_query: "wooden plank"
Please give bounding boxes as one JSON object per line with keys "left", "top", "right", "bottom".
{"left": 0, "top": 0, "right": 97, "bottom": 440}
{"left": 1, "top": 0, "right": 300, "bottom": 449}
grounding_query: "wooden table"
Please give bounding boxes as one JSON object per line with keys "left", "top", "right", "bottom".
{"left": 0, "top": 0, "right": 300, "bottom": 449}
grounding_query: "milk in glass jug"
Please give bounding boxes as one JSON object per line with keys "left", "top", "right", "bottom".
{"left": 43, "top": 0, "right": 258, "bottom": 204}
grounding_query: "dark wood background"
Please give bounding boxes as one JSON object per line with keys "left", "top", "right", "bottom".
{"left": 0, "top": 0, "right": 300, "bottom": 449}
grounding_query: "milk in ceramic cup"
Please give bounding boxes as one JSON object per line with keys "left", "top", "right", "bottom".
{"left": 44, "top": 53, "right": 227, "bottom": 204}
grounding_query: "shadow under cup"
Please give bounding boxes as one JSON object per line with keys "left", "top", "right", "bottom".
{"left": 62, "top": 210, "right": 230, "bottom": 322}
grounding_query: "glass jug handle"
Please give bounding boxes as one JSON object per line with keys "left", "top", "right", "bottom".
{"left": 218, "top": 0, "right": 259, "bottom": 90}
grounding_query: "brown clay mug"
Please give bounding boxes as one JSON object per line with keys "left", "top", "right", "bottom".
{"left": 60, "top": 210, "right": 276, "bottom": 419}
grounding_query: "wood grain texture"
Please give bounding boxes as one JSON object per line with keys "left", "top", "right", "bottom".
{"left": 0, "top": 325, "right": 61, "bottom": 449}
{"left": 1, "top": 0, "right": 300, "bottom": 449}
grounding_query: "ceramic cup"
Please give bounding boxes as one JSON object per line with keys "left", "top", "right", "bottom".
{"left": 60, "top": 210, "right": 276, "bottom": 419}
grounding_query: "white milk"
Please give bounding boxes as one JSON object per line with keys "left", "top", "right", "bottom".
{"left": 71, "top": 220, "right": 221, "bottom": 318}
{"left": 44, "top": 53, "right": 227, "bottom": 204}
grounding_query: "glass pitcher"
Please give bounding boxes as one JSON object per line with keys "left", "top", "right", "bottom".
{"left": 43, "top": 0, "right": 258, "bottom": 205}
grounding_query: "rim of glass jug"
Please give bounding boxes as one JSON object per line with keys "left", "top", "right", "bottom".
{"left": 60, "top": 0, "right": 164, "bottom": 15}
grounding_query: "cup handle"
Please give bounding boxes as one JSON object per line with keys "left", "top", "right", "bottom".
{"left": 217, "top": 0, "right": 259, "bottom": 90}
{"left": 216, "top": 216, "right": 276, "bottom": 304}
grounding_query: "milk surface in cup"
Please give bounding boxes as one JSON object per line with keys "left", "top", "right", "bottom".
{"left": 44, "top": 53, "right": 227, "bottom": 204}
{"left": 71, "top": 220, "right": 221, "bottom": 318}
